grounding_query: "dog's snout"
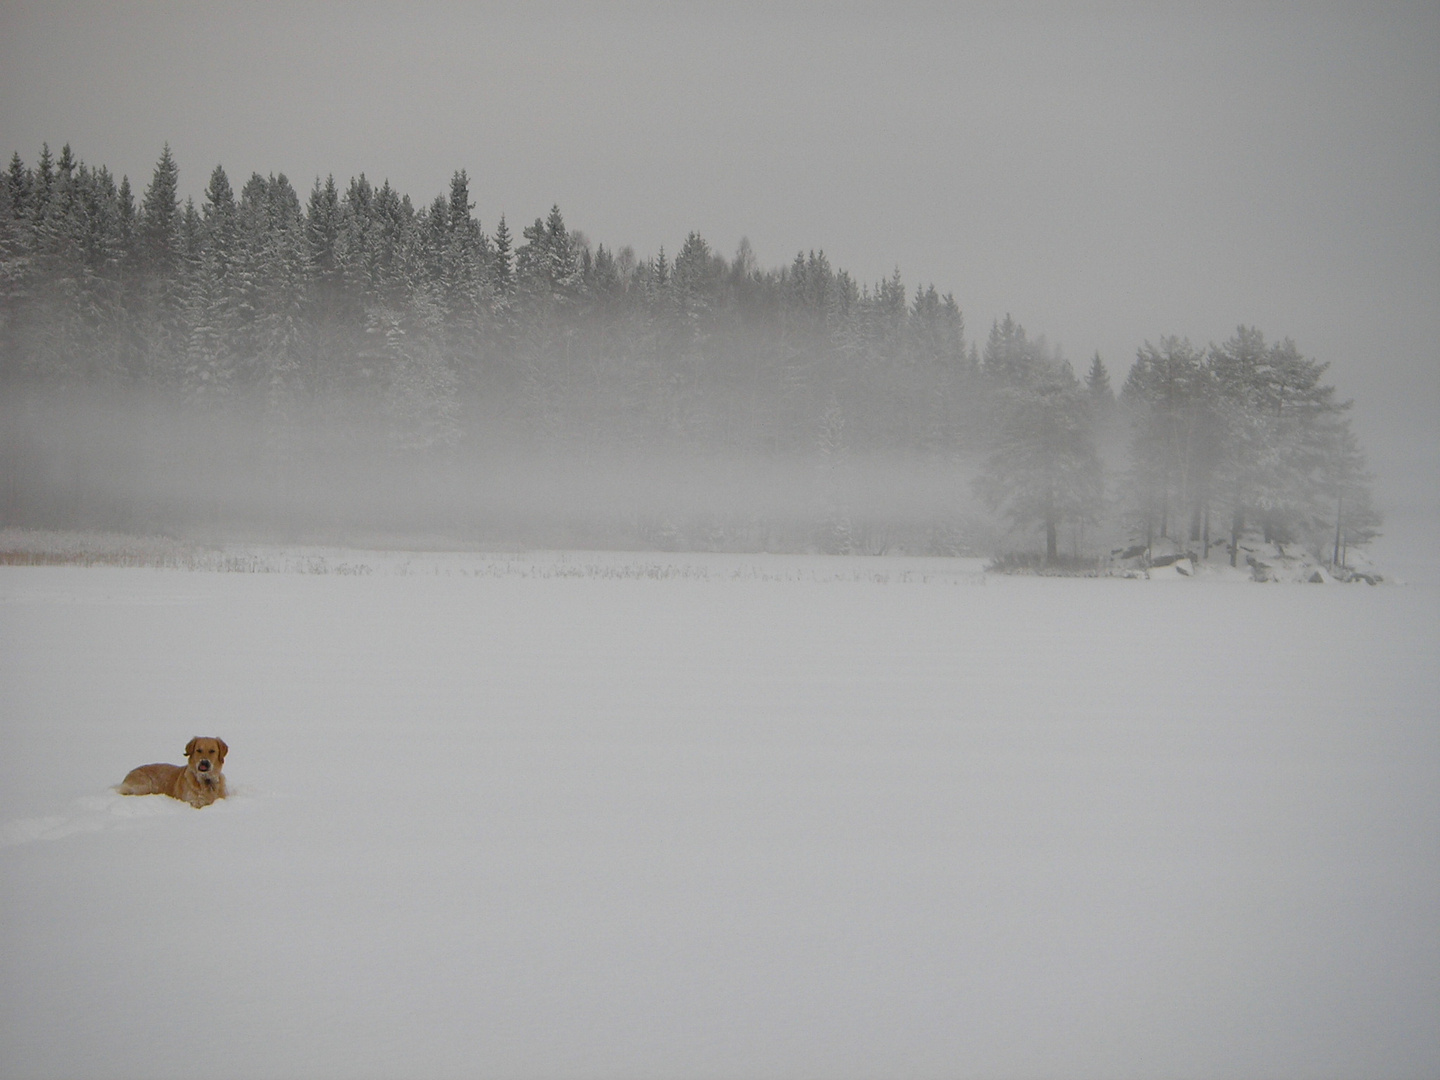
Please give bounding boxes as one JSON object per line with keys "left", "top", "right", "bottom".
{"left": 197, "top": 760, "right": 210, "bottom": 771}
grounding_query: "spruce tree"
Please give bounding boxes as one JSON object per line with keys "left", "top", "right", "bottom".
{"left": 977, "top": 367, "right": 1103, "bottom": 562}
{"left": 33, "top": 144, "right": 53, "bottom": 221}
{"left": 1085, "top": 352, "right": 1112, "bottom": 402}
{"left": 202, "top": 166, "right": 237, "bottom": 273}
{"left": 4, "top": 152, "right": 31, "bottom": 219}
{"left": 490, "top": 214, "right": 513, "bottom": 294}
{"left": 984, "top": 314, "right": 1039, "bottom": 387}
{"left": 139, "top": 144, "right": 180, "bottom": 278}
{"left": 1122, "top": 337, "right": 1211, "bottom": 550}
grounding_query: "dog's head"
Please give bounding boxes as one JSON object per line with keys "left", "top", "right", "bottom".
{"left": 184, "top": 737, "right": 228, "bottom": 778}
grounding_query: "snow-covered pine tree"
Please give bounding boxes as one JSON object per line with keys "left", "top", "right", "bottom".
{"left": 1085, "top": 352, "right": 1112, "bottom": 404}
{"left": 1204, "top": 327, "right": 1361, "bottom": 562}
{"left": 441, "top": 174, "right": 484, "bottom": 318}
{"left": 1257, "top": 336, "right": 1348, "bottom": 541}
{"left": 370, "top": 284, "right": 459, "bottom": 453}
{"left": 136, "top": 145, "right": 186, "bottom": 381}
{"left": 1206, "top": 327, "right": 1273, "bottom": 564}
{"left": 1121, "top": 337, "right": 1214, "bottom": 552}
{"left": 976, "top": 341, "right": 1103, "bottom": 562}
{"left": 1312, "top": 412, "right": 1380, "bottom": 568}
{"left": 33, "top": 144, "right": 53, "bottom": 219}
{"left": 903, "top": 285, "right": 972, "bottom": 450}
{"left": 182, "top": 236, "right": 230, "bottom": 403}
{"left": 139, "top": 144, "right": 181, "bottom": 280}
{"left": 25, "top": 144, "right": 87, "bottom": 383}
{"left": 435, "top": 170, "right": 494, "bottom": 405}
{"left": 673, "top": 231, "right": 717, "bottom": 321}
{"left": 983, "top": 314, "right": 1038, "bottom": 388}
{"left": 490, "top": 214, "right": 513, "bottom": 295}
{"left": 304, "top": 174, "right": 341, "bottom": 301}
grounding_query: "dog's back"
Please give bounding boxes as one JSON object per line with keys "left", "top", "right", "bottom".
{"left": 118, "top": 762, "right": 186, "bottom": 797}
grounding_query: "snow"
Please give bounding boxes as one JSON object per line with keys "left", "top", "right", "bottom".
{"left": 2, "top": 552, "right": 1437, "bottom": 1080}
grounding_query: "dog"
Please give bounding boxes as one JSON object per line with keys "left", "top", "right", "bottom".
{"left": 119, "top": 737, "right": 229, "bottom": 808}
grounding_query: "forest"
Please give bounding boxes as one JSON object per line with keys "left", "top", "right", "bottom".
{"left": 0, "top": 144, "right": 1379, "bottom": 565}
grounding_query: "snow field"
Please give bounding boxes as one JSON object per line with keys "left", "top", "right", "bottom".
{"left": 1, "top": 557, "right": 1437, "bottom": 1079}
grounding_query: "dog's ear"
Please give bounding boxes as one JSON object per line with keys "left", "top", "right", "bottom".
{"left": 184, "top": 737, "right": 197, "bottom": 758}
{"left": 215, "top": 738, "right": 228, "bottom": 762}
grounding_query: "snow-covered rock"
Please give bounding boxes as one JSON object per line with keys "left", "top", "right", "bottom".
{"left": 1103, "top": 532, "right": 1386, "bottom": 584}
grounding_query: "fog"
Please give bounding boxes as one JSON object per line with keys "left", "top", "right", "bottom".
{"left": 1, "top": 388, "right": 990, "bottom": 556}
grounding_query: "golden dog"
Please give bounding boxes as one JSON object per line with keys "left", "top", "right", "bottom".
{"left": 119, "top": 737, "right": 228, "bottom": 808}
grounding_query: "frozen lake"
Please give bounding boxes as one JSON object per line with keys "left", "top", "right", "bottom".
{"left": 2, "top": 553, "right": 1437, "bottom": 1079}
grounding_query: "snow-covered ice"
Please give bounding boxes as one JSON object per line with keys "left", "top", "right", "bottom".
{"left": 1, "top": 553, "right": 1437, "bottom": 1079}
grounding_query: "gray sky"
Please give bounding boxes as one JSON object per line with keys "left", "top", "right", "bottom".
{"left": 3, "top": 1, "right": 1437, "bottom": 531}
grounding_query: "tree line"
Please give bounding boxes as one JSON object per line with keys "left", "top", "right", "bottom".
{"left": 0, "top": 144, "right": 1378, "bottom": 564}
{"left": 977, "top": 321, "right": 1378, "bottom": 566}
{"left": 0, "top": 143, "right": 979, "bottom": 457}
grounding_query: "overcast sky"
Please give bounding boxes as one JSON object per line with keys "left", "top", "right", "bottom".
{"left": 3, "top": 1, "right": 1437, "bottom": 527}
